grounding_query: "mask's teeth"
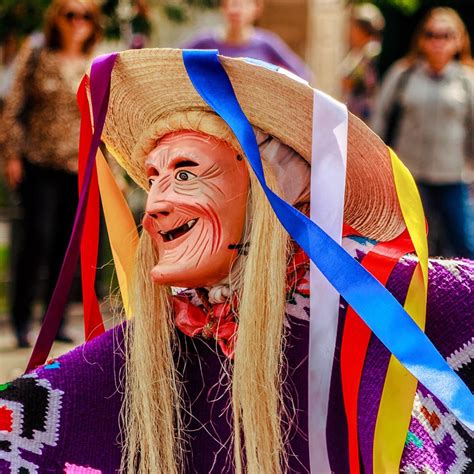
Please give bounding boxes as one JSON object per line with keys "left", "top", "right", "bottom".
{"left": 159, "top": 218, "right": 198, "bottom": 242}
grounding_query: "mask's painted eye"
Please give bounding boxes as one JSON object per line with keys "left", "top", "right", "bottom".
{"left": 175, "top": 170, "right": 197, "bottom": 181}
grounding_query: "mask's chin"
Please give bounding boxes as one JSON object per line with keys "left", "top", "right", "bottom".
{"left": 150, "top": 259, "right": 233, "bottom": 289}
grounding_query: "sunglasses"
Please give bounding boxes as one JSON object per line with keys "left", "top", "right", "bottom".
{"left": 62, "top": 11, "right": 93, "bottom": 22}
{"left": 423, "top": 30, "right": 456, "bottom": 40}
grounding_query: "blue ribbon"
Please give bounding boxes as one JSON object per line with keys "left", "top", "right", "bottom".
{"left": 182, "top": 49, "right": 474, "bottom": 429}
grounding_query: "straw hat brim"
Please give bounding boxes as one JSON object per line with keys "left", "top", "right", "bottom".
{"left": 101, "top": 48, "right": 404, "bottom": 241}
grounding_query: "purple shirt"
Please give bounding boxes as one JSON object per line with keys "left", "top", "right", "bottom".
{"left": 183, "top": 28, "right": 312, "bottom": 83}
{"left": 0, "top": 256, "right": 472, "bottom": 473}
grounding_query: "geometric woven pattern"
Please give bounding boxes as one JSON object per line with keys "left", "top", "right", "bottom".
{"left": 0, "top": 374, "right": 63, "bottom": 474}
{"left": 401, "top": 391, "right": 473, "bottom": 473}
{"left": 64, "top": 462, "right": 102, "bottom": 473}
{"left": 401, "top": 336, "right": 474, "bottom": 474}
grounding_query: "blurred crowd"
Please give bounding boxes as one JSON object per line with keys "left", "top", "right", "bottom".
{"left": 0, "top": 0, "right": 472, "bottom": 348}
{"left": 343, "top": 4, "right": 473, "bottom": 260}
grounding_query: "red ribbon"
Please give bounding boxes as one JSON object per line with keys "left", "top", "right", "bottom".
{"left": 340, "top": 230, "right": 415, "bottom": 474}
{"left": 77, "top": 76, "right": 104, "bottom": 341}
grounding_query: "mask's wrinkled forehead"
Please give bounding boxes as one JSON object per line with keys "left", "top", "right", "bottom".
{"left": 133, "top": 110, "right": 310, "bottom": 206}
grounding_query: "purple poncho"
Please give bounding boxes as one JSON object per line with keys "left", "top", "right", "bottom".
{"left": 0, "top": 254, "right": 472, "bottom": 473}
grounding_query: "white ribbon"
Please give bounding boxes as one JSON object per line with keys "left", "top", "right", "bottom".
{"left": 309, "top": 90, "right": 348, "bottom": 473}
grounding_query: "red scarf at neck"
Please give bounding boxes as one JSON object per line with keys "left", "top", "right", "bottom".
{"left": 173, "top": 247, "right": 309, "bottom": 358}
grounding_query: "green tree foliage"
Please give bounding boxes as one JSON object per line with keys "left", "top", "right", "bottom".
{"left": 160, "top": 0, "right": 218, "bottom": 23}
{"left": 374, "top": 0, "right": 420, "bottom": 15}
{"left": 101, "top": 0, "right": 121, "bottom": 38}
{"left": 0, "top": 0, "right": 50, "bottom": 41}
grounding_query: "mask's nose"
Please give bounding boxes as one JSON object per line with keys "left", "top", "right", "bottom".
{"left": 145, "top": 199, "right": 174, "bottom": 219}
{"left": 143, "top": 198, "right": 175, "bottom": 236}
{"left": 145, "top": 179, "right": 175, "bottom": 219}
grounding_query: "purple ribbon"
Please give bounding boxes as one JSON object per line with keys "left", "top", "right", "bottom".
{"left": 26, "top": 53, "right": 118, "bottom": 372}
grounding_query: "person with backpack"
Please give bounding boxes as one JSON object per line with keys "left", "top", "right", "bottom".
{"left": 341, "top": 3, "right": 385, "bottom": 122}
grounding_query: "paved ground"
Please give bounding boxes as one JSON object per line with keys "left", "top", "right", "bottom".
{"left": 0, "top": 213, "right": 118, "bottom": 383}
{"left": 0, "top": 302, "right": 115, "bottom": 383}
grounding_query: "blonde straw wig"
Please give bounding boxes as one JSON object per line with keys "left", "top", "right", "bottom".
{"left": 120, "top": 135, "right": 289, "bottom": 473}
{"left": 101, "top": 48, "right": 405, "bottom": 241}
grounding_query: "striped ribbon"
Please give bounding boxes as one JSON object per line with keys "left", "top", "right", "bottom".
{"left": 341, "top": 231, "right": 415, "bottom": 474}
{"left": 341, "top": 148, "right": 429, "bottom": 473}
{"left": 77, "top": 75, "right": 138, "bottom": 324}
{"left": 77, "top": 76, "right": 105, "bottom": 341}
{"left": 77, "top": 74, "right": 138, "bottom": 324}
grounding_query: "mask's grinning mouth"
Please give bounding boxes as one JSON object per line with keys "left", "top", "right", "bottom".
{"left": 159, "top": 219, "right": 198, "bottom": 242}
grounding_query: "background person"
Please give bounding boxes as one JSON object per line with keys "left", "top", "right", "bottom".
{"left": 182, "top": 0, "right": 312, "bottom": 82}
{"left": 371, "top": 7, "right": 474, "bottom": 258}
{"left": 0, "top": 0, "right": 102, "bottom": 347}
{"left": 340, "top": 3, "right": 385, "bottom": 122}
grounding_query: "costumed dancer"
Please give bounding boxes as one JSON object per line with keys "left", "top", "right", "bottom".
{"left": 0, "top": 49, "right": 472, "bottom": 473}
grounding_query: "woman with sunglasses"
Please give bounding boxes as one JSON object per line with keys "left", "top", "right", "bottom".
{"left": 0, "top": 0, "right": 102, "bottom": 348}
{"left": 372, "top": 7, "right": 474, "bottom": 259}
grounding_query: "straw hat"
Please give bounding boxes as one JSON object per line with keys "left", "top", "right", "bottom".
{"left": 101, "top": 48, "right": 404, "bottom": 241}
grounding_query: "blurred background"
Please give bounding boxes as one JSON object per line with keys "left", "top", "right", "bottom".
{"left": 1, "top": 1, "right": 472, "bottom": 93}
{"left": 0, "top": 0, "right": 472, "bottom": 379}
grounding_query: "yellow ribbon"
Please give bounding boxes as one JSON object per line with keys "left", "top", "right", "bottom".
{"left": 96, "top": 150, "right": 139, "bottom": 318}
{"left": 373, "top": 148, "right": 428, "bottom": 472}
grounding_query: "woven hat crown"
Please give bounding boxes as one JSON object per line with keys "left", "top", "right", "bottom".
{"left": 100, "top": 48, "right": 404, "bottom": 241}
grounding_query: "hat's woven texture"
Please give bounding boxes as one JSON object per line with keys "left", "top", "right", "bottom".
{"left": 101, "top": 48, "right": 404, "bottom": 241}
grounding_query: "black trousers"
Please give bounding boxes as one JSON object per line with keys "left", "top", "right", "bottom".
{"left": 11, "top": 160, "right": 78, "bottom": 336}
